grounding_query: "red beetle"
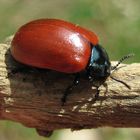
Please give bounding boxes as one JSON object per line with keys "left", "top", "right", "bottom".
{"left": 11, "top": 19, "right": 132, "bottom": 104}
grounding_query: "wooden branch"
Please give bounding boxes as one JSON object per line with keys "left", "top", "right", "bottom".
{"left": 0, "top": 37, "right": 140, "bottom": 136}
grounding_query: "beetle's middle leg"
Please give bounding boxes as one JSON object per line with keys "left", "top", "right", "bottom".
{"left": 61, "top": 73, "right": 80, "bottom": 106}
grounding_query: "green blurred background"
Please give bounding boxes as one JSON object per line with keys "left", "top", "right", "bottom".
{"left": 0, "top": 0, "right": 139, "bottom": 140}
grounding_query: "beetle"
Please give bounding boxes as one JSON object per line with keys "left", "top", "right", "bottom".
{"left": 11, "top": 19, "right": 133, "bottom": 105}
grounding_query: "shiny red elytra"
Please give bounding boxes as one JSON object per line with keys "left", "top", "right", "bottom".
{"left": 11, "top": 19, "right": 100, "bottom": 73}
{"left": 11, "top": 19, "right": 132, "bottom": 105}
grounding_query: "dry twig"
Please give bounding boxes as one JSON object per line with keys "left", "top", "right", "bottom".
{"left": 0, "top": 37, "right": 140, "bottom": 136}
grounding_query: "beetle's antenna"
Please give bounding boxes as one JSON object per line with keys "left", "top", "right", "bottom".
{"left": 111, "top": 53, "right": 134, "bottom": 71}
{"left": 109, "top": 53, "right": 134, "bottom": 90}
{"left": 110, "top": 75, "right": 131, "bottom": 89}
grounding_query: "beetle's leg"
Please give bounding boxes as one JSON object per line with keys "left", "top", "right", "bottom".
{"left": 86, "top": 72, "right": 100, "bottom": 99}
{"left": 95, "top": 87, "right": 99, "bottom": 99}
{"left": 94, "top": 81, "right": 108, "bottom": 100}
{"left": 92, "top": 84, "right": 100, "bottom": 100}
{"left": 86, "top": 71, "right": 100, "bottom": 99}
{"left": 61, "top": 73, "right": 80, "bottom": 106}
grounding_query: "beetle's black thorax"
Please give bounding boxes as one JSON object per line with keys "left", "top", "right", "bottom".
{"left": 87, "top": 44, "right": 111, "bottom": 79}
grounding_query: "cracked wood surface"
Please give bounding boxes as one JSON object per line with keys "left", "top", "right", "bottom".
{"left": 0, "top": 37, "right": 140, "bottom": 135}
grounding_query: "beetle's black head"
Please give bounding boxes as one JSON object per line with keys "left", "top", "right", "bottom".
{"left": 87, "top": 44, "right": 111, "bottom": 80}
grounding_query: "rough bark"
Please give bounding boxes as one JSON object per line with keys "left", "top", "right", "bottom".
{"left": 0, "top": 37, "right": 140, "bottom": 136}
